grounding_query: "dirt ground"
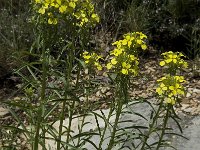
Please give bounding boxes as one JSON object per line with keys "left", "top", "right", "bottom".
{"left": 0, "top": 51, "right": 200, "bottom": 149}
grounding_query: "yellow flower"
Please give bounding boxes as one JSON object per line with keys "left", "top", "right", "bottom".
{"left": 129, "top": 55, "right": 136, "bottom": 61}
{"left": 177, "top": 89, "right": 185, "bottom": 95}
{"left": 169, "top": 86, "right": 174, "bottom": 90}
{"left": 91, "top": 14, "right": 99, "bottom": 22}
{"left": 166, "top": 59, "right": 172, "bottom": 63}
{"left": 160, "top": 61, "right": 165, "bottom": 66}
{"left": 69, "top": 2, "right": 76, "bottom": 8}
{"left": 94, "top": 62, "right": 102, "bottom": 70}
{"left": 56, "top": 0, "right": 61, "bottom": 5}
{"left": 136, "top": 39, "right": 142, "bottom": 44}
{"left": 121, "top": 69, "right": 128, "bottom": 75}
{"left": 127, "top": 41, "right": 132, "bottom": 48}
{"left": 140, "top": 34, "right": 147, "bottom": 39}
{"left": 122, "top": 39, "right": 127, "bottom": 45}
{"left": 111, "top": 58, "right": 117, "bottom": 65}
{"left": 83, "top": 55, "right": 91, "bottom": 59}
{"left": 107, "top": 63, "right": 112, "bottom": 69}
{"left": 160, "top": 83, "right": 167, "bottom": 90}
{"left": 35, "top": 0, "right": 41, "bottom": 3}
{"left": 48, "top": 18, "right": 58, "bottom": 24}
{"left": 111, "top": 49, "right": 123, "bottom": 56}
{"left": 156, "top": 87, "right": 163, "bottom": 95}
{"left": 38, "top": 7, "right": 46, "bottom": 14}
{"left": 166, "top": 97, "right": 175, "bottom": 105}
{"left": 97, "top": 65, "right": 102, "bottom": 70}
{"left": 59, "top": 5, "right": 67, "bottom": 13}
{"left": 141, "top": 44, "right": 147, "bottom": 50}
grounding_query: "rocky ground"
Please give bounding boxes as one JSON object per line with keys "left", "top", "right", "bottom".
{"left": 0, "top": 52, "right": 200, "bottom": 149}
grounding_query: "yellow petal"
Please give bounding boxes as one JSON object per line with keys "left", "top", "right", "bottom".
{"left": 160, "top": 61, "right": 165, "bottom": 66}
{"left": 111, "top": 58, "right": 117, "bottom": 65}
{"left": 106, "top": 63, "right": 112, "bottom": 69}
{"left": 156, "top": 88, "right": 162, "bottom": 95}
{"left": 169, "top": 86, "right": 174, "bottom": 90}
{"left": 38, "top": 8, "right": 46, "bottom": 14}
{"left": 59, "top": 5, "right": 67, "bottom": 13}
{"left": 121, "top": 69, "right": 128, "bottom": 75}
{"left": 141, "top": 44, "right": 147, "bottom": 50}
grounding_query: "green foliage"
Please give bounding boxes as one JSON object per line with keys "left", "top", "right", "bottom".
{"left": 94, "top": 0, "right": 200, "bottom": 59}
{"left": 0, "top": 0, "right": 33, "bottom": 75}
{"left": 1, "top": 0, "right": 189, "bottom": 150}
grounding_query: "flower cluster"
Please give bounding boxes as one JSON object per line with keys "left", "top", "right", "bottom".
{"left": 112, "top": 32, "right": 147, "bottom": 54}
{"left": 156, "top": 75, "right": 186, "bottom": 105}
{"left": 107, "top": 53, "right": 139, "bottom": 75}
{"left": 106, "top": 32, "right": 147, "bottom": 75}
{"left": 156, "top": 51, "right": 187, "bottom": 105}
{"left": 33, "top": 0, "right": 99, "bottom": 26}
{"left": 82, "top": 51, "right": 102, "bottom": 71}
{"left": 159, "top": 51, "right": 188, "bottom": 69}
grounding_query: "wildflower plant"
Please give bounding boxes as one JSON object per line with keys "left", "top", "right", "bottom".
{"left": 82, "top": 51, "right": 103, "bottom": 71}
{"left": 106, "top": 32, "right": 147, "bottom": 76}
{"left": 157, "top": 51, "right": 188, "bottom": 105}
{"left": 156, "top": 75, "right": 186, "bottom": 105}
{"left": 2, "top": 0, "right": 188, "bottom": 149}
{"left": 140, "top": 51, "right": 188, "bottom": 150}
{"left": 32, "top": 0, "right": 99, "bottom": 27}
{"left": 3, "top": 0, "right": 101, "bottom": 150}
{"left": 159, "top": 51, "right": 188, "bottom": 75}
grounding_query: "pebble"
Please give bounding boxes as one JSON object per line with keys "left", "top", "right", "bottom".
{"left": 96, "top": 91, "right": 102, "bottom": 97}
{"left": 186, "top": 92, "right": 192, "bottom": 98}
{"left": 79, "top": 96, "right": 86, "bottom": 102}
{"left": 193, "top": 88, "right": 200, "bottom": 93}
{"left": 0, "top": 107, "right": 9, "bottom": 116}
{"left": 184, "top": 107, "right": 193, "bottom": 113}
{"left": 106, "top": 91, "right": 112, "bottom": 96}
{"left": 188, "top": 88, "right": 194, "bottom": 92}
{"left": 100, "top": 87, "right": 110, "bottom": 94}
{"left": 181, "top": 104, "right": 190, "bottom": 110}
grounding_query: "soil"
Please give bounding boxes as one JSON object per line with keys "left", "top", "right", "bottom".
{"left": 0, "top": 50, "right": 200, "bottom": 149}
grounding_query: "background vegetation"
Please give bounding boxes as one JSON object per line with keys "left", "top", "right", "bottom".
{"left": 1, "top": 0, "right": 200, "bottom": 76}
{"left": 0, "top": 0, "right": 199, "bottom": 149}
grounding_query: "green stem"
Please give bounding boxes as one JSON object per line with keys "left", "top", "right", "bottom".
{"left": 34, "top": 44, "right": 47, "bottom": 150}
{"left": 156, "top": 106, "right": 169, "bottom": 150}
{"left": 66, "top": 100, "right": 76, "bottom": 149}
{"left": 107, "top": 101, "right": 123, "bottom": 150}
{"left": 107, "top": 76, "right": 128, "bottom": 150}
{"left": 98, "top": 106, "right": 114, "bottom": 149}
{"left": 140, "top": 100, "right": 163, "bottom": 150}
{"left": 57, "top": 101, "right": 66, "bottom": 150}
{"left": 58, "top": 41, "right": 74, "bottom": 149}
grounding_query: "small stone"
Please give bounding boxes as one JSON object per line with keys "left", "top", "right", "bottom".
{"left": 186, "top": 92, "right": 192, "bottom": 98}
{"left": 181, "top": 104, "right": 190, "bottom": 110}
{"left": 194, "top": 105, "right": 200, "bottom": 112}
{"left": 193, "top": 88, "right": 200, "bottom": 93}
{"left": 140, "top": 93, "right": 148, "bottom": 99}
{"left": 183, "top": 107, "right": 193, "bottom": 113}
{"left": 106, "top": 92, "right": 112, "bottom": 96}
{"left": 14, "top": 97, "right": 21, "bottom": 101}
{"left": 101, "top": 87, "right": 110, "bottom": 93}
{"left": 79, "top": 97, "right": 86, "bottom": 102}
{"left": 96, "top": 91, "right": 102, "bottom": 97}
{"left": 84, "top": 68, "right": 89, "bottom": 74}
{"left": 134, "top": 91, "right": 142, "bottom": 95}
{"left": 188, "top": 88, "right": 193, "bottom": 92}
{"left": 0, "top": 107, "right": 9, "bottom": 116}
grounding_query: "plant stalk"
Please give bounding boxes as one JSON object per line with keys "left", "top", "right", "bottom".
{"left": 156, "top": 106, "right": 169, "bottom": 150}
{"left": 34, "top": 43, "right": 47, "bottom": 150}
{"left": 140, "top": 100, "right": 163, "bottom": 150}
